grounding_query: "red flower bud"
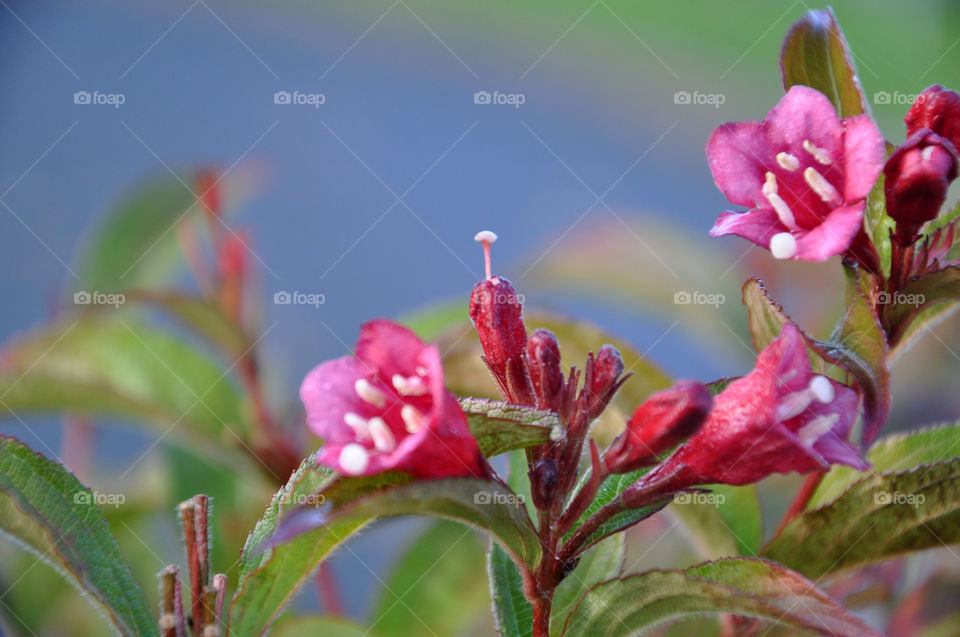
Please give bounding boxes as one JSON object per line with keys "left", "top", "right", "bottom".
{"left": 528, "top": 458, "right": 558, "bottom": 510}
{"left": 604, "top": 380, "right": 712, "bottom": 474}
{"left": 525, "top": 329, "right": 564, "bottom": 411}
{"left": 584, "top": 345, "right": 625, "bottom": 419}
{"left": 884, "top": 130, "right": 959, "bottom": 244}
{"left": 905, "top": 85, "right": 960, "bottom": 154}
{"left": 469, "top": 276, "right": 531, "bottom": 402}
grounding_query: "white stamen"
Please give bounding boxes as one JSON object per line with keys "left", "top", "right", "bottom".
{"left": 392, "top": 374, "right": 429, "bottom": 396}
{"left": 401, "top": 404, "right": 425, "bottom": 433}
{"left": 354, "top": 378, "right": 386, "bottom": 408}
{"left": 368, "top": 417, "right": 396, "bottom": 452}
{"left": 769, "top": 232, "right": 797, "bottom": 259}
{"left": 762, "top": 171, "right": 778, "bottom": 196}
{"left": 922, "top": 145, "right": 935, "bottom": 162}
{"left": 803, "top": 167, "right": 841, "bottom": 205}
{"left": 797, "top": 413, "right": 840, "bottom": 446}
{"left": 776, "top": 152, "right": 800, "bottom": 171}
{"left": 802, "top": 139, "right": 833, "bottom": 165}
{"left": 415, "top": 365, "right": 428, "bottom": 377}
{"left": 762, "top": 173, "right": 797, "bottom": 229}
{"left": 344, "top": 412, "right": 370, "bottom": 439}
{"left": 809, "top": 375, "right": 835, "bottom": 403}
{"left": 339, "top": 443, "right": 369, "bottom": 475}
{"left": 474, "top": 230, "right": 498, "bottom": 244}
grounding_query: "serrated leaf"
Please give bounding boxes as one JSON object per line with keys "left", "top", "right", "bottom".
{"left": 562, "top": 558, "right": 880, "bottom": 636}
{"left": 550, "top": 534, "right": 624, "bottom": 635}
{"left": 780, "top": 6, "right": 867, "bottom": 118}
{"left": 371, "top": 519, "right": 487, "bottom": 637}
{"left": 811, "top": 421, "right": 960, "bottom": 508}
{"left": 887, "top": 265, "right": 960, "bottom": 349}
{"left": 0, "top": 318, "right": 254, "bottom": 468}
{"left": 488, "top": 542, "right": 533, "bottom": 637}
{"left": 460, "top": 398, "right": 560, "bottom": 457}
{"left": 764, "top": 458, "right": 960, "bottom": 578}
{"left": 0, "top": 436, "right": 157, "bottom": 636}
{"left": 670, "top": 484, "right": 763, "bottom": 558}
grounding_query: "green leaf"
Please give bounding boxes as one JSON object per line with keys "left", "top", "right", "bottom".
{"left": 827, "top": 264, "right": 890, "bottom": 443}
{"left": 438, "top": 310, "right": 672, "bottom": 447}
{"left": 0, "top": 318, "right": 253, "bottom": 466}
{"left": 564, "top": 470, "right": 665, "bottom": 550}
{"left": 332, "top": 478, "right": 541, "bottom": 568}
{"left": 370, "top": 520, "right": 487, "bottom": 637}
{"left": 270, "top": 616, "right": 368, "bottom": 637}
{"left": 864, "top": 170, "right": 894, "bottom": 278}
{"left": 0, "top": 436, "right": 157, "bottom": 636}
{"left": 459, "top": 398, "right": 560, "bottom": 457}
{"left": 887, "top": 265, "right": 960, "bottom": 349}
{"left": 488, "top": 542, "right": 533, "bottom": 637}
{"left": 669, "top": 484, "right": 763, "bottom": 557}
{"left": 229, "top": 459, "right": 363, "bottom": 636}
{"left": 780, "top": 6, "right": 867, "bottom": 118}
{"left": 550, "top": 534, "right": 624, "bottom": 635}
{"left": 811, "top": 421, "right": 960, "bottom": 508}
{"left": 741, "top": 278, "right": 792, "bottom": 354}
{"left": 231, "top": 470, "right": 539, "bottom": 636}
{"left": 764, "top": 457, "right": 960, "bottom": 579}
{"left": 78, "top": 174, "right": 199, "bottom": 293}
{"left": 123, "top": 291, "right": 249, "bottom": 359}
{"left": 561, "top": 558, "right": 880, "bottom": 636}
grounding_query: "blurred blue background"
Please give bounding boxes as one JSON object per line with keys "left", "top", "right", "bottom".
{"left": 1, "top": 0, "right": 959, "bottom": 633}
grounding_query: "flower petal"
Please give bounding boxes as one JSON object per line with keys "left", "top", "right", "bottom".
{"left": 841, "top": 114, "right": 886, "bottom": 201}
{"left": 792, "top": 202, "right": 865, "bottom": 261}
{"left": 766, "top": 85, "right": 843, "bottom": 157}
{"left": 706, "top": 120, "right": 770, "bottom": 208}
{"left": 709, "top": 207, "right": 785, "bottom": 249}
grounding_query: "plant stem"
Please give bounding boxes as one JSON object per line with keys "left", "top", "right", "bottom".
{"left": 770, "top": 471, "right": 823, "bottom": 543}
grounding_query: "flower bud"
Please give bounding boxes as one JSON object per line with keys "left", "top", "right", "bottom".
{"left": 585, "top": 345, "right": 625, "bottom": 419}
{"left": 469, "top": 277, "right": 531, "bottom": 401}
{"left": 525, "top": 329, "right": 564, "bottom": 411}
{"left": 528, "top": 458, "right": 558, "bottom": 510}
{"left": 905, "top": 85, "right": 960, "bottom": 153}
{"left": 604, "top": 380, "right": 712, "bottom": 474}
{"left": 884, "top": 130, "right": 959, "bottom": 244}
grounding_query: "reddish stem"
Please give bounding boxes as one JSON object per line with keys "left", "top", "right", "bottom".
{"left": 771, "top": 472, "right": 823, "bottom": 542}
{"left": 315, "top": 562, "right": 344, "bottom": 617}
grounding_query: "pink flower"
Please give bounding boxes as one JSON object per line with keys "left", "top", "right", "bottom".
{"left": 707, "top": 85, "right": 885, "bottom": 261}
{"left": 653, "top": 324, "right": 866, "bottom": 486}
{"left": 300, "top": 319, "right": 487, "bottom": 479}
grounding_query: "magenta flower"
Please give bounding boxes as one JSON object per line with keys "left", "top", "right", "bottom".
{"left": 707, "top": 85, "right": 885, "bottom": 261}
{"left": 300, "top": 319, "right": 487, "bottom": 479}
{"left": 652, "top": 324, "right": 866, "bottom": 486}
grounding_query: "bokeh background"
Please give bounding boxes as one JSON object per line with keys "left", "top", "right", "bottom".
{"left": 1, "top": 1, "right": 959, "bottom": 635}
